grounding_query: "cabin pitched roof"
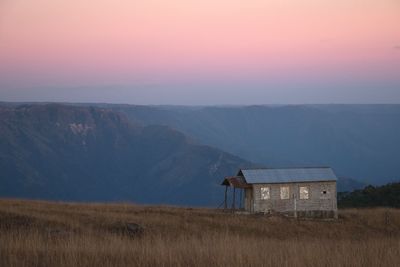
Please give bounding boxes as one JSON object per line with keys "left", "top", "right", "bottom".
{"left": 238, "top": 167, "right": 337, "bottom": 184}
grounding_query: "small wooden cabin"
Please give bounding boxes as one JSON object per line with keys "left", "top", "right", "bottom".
{"left": 221, "top": 167, "right": 338, "bottom": 218}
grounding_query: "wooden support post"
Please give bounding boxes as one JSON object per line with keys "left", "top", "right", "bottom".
{"left": 239, "top": 189, "right": 242, "bottom": 209}
{"left": 224, "top": 185, "right": 228, "bottom": 210}
{"left": 232, "top": 187, "right": 236, "bottom": 211}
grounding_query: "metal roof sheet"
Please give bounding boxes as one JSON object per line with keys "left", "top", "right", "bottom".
{"left": 239, "top": 167, "right": 337, "bottom": 184}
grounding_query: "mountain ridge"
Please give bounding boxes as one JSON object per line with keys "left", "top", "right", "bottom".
{"left": 0, "top": 103, "right": 383, "bottom": 205}
{"left": 104, "top": 104, "right": 400, "bottom": 185}
{"left": 0, "top": 104, "right": 251, "bottom": 205}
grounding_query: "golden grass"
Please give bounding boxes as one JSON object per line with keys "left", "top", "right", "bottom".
{"left": 0, "top": 199, "right": 399, "bottom": 267}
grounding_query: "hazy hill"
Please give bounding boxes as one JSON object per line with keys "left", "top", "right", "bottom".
{"left": 338, "top": 182, "right": 400, "bottom": 208}
{"left": 0, "top": 104, "right": 249, "bottom": 205}
{"left": 0, "top": 103, "right": 389, "bottom": 205}
{"left": 107, "top": 104, "right": 400, "bottom": 185}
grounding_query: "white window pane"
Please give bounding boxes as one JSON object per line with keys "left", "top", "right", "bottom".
{"left": 280, "top": 186, "right": 289, "bottom": 199}
{"left": 299, "top": 186, "right": 309, "bottom": 199}
{"left": 260, "top": 187, "right": 270, "bottom": 200}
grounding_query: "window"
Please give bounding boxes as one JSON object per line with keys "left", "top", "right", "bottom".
{"left": 299, "top": 186, "right": 309, "bottom": 199}
{"left": 280, "top": 186, "right": 289, "bottom": 199}
{"left": 260, "top": 187, "right": 270, "bottom": 200}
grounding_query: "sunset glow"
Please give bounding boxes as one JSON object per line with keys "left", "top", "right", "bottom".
{"left": 0, "top": 0, "right": 399, "bottom": 103}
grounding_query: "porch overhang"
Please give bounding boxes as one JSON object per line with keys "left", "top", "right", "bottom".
{"left": 221, "top": 176, "right": 252, "bottom": 189}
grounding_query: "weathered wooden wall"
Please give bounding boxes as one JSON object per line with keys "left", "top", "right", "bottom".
{"left": 244, "top": 188, "right": 253, "bottom": 213}
{"left": 249, "top": 181, "right": 337, "bottom": 218}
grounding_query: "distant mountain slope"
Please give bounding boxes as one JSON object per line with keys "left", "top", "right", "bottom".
{"left": 0, "top": 104, "right": 250, "bottom": 205}
{"left": 108, "top": 104, "right": 400, "bottom": 185}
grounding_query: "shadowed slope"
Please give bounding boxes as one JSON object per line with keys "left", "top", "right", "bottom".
{"left": 110, "top": 104, "right": 400, "bottom": 185}
{"left": 0, "top": 104, "right": 249, "bottom": 205}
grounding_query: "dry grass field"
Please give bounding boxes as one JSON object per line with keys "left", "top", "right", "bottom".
{"left": 0, "top": 199, "right": 399, "bottom": 267}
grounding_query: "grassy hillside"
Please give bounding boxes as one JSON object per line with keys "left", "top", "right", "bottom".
{"left": 1, "top": 199, "right": 399, "bottom": 267}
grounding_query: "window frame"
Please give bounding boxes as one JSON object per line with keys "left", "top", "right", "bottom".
{"left": 299, "top": 186, "right": 309, "bottom": 200}
{"left": 280, "top": 186, "right": 290, "bottom": 200}
{"left": 260, "top": 187, "right": 270, "bottom": 200}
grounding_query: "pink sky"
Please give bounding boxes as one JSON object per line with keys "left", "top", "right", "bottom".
{"left": 0, "top": 0, "right": 399, "bottom": 103}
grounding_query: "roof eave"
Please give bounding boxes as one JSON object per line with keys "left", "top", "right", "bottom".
{"left": 247, "top": 179, "right": 337, "bottom": 185}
